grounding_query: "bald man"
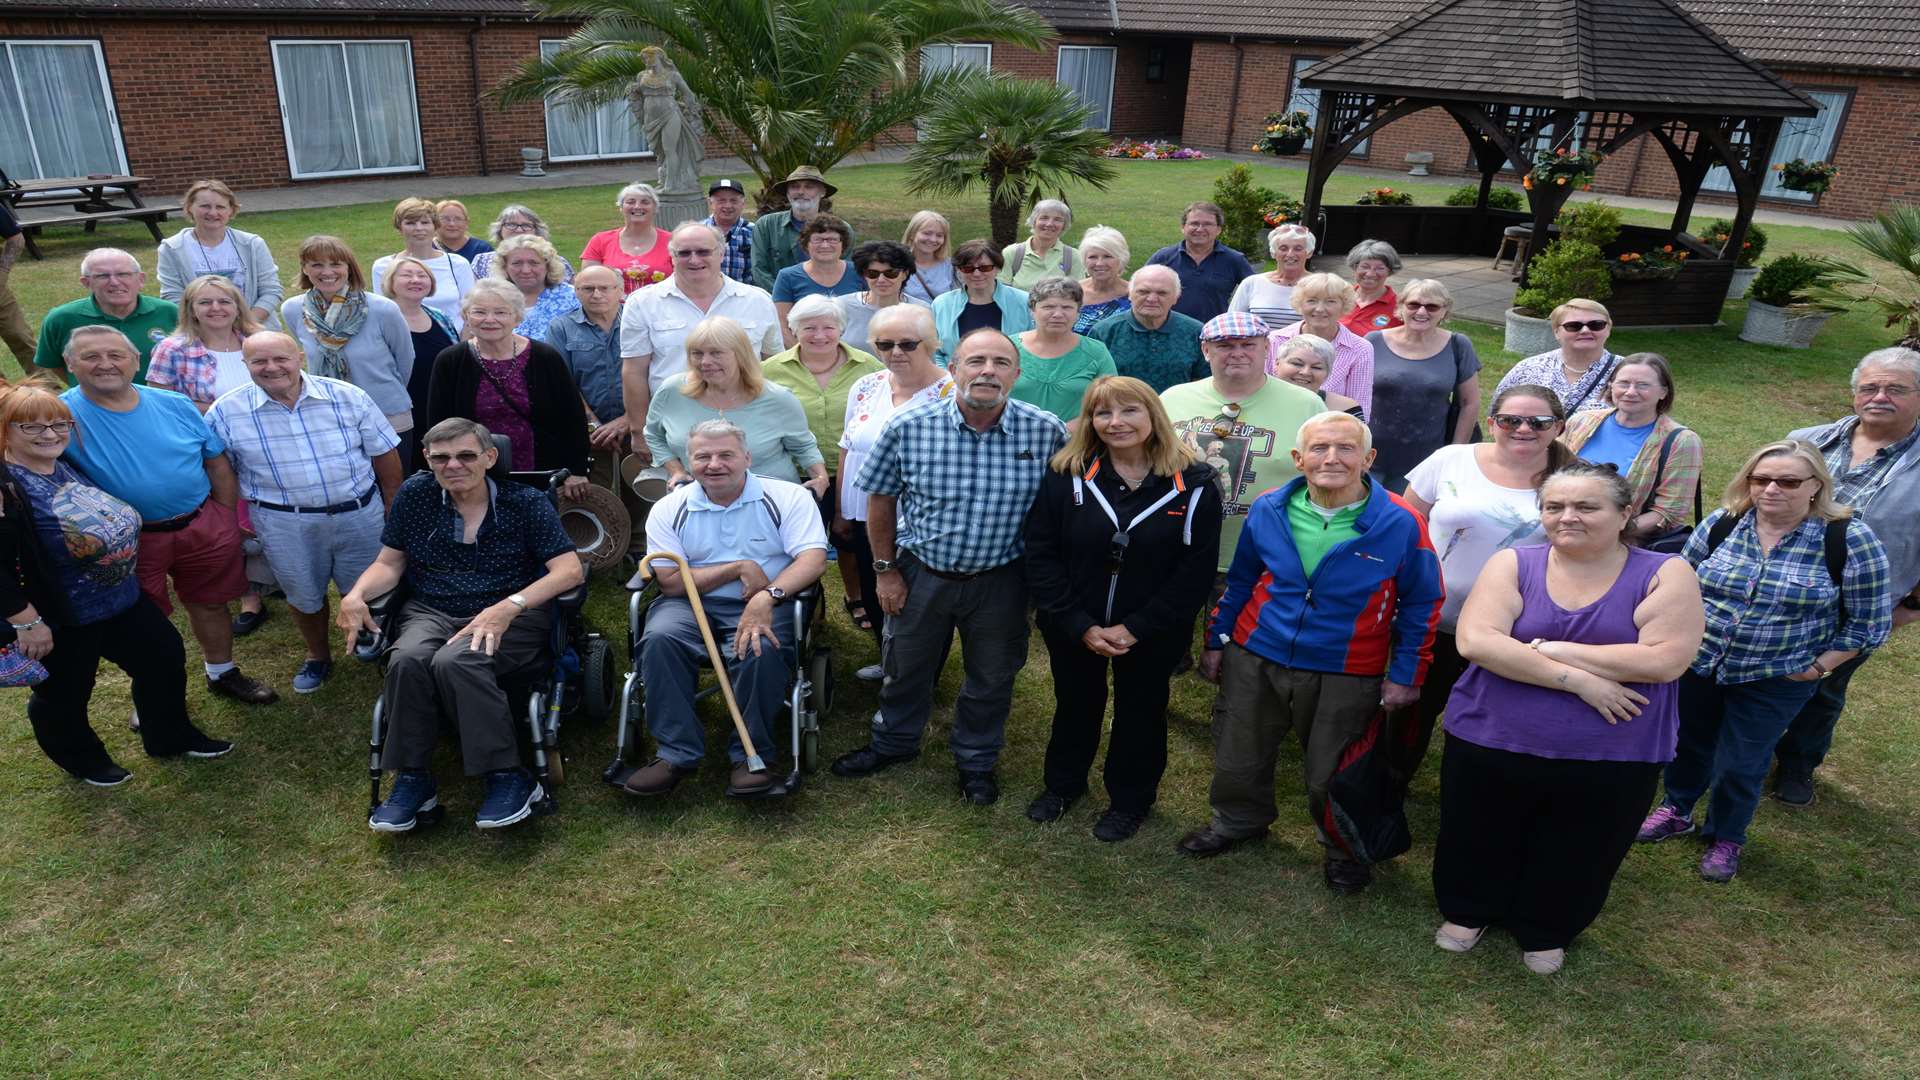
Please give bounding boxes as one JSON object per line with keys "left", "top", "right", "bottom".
{"left": 206, "top": 331, "right": 403, "bottom": 693}
{"left": 545, "top": 264, "right": 629, "bottom": 455}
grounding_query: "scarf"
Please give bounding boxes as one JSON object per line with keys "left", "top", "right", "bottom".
{"left": 302, "top": 289, "right": 368, "bottom": 382}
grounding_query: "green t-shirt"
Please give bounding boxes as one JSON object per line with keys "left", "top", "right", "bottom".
{"left": 33, "top": 294, "right": 178, "bottom": 384}
{"left": 1286, "top": 483, "right": 1364, "bottom": 577}
{"left": 1159, "top": 374, "right": 1325, "bottom": 572}
{"left": 1012, "top": 335, "right": 1117, "bottom": 423}
{"left": 998, "top": 240, "right": 1085, "bottom": 291}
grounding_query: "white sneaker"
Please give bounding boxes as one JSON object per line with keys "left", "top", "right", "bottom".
{"left": 1522, "top": 948, "right": 1566, "bottom": 975}
{"left": 856, "top": 663, "right": 885, "bottom": 682}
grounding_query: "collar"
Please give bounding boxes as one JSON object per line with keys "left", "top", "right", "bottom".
{"left": 1086, "top": 456, "right": 1185, "bottom": 494}
{"left": 441, "top": 476, "right": 499, "bottom": 513}
{"left": 660, "top": 274, "right": 743, "bottom": 305}
{"left": 687, "top": 471, "right": 765, "bottom": 511}
{"left": 1837, "top": 414, "right": 1920, "bottom": 458}
{"left": 1128, "top": 312, "right": 1173, "bottom": 333}
{"left": 561, "top": 306, "right": 618, "bottom": 333}
{"left": 945, "top": 394, "right": 1008, "bottom": 434}
{"left": 248, "top": 374, "right": 329, "bottom": 410}
{"left": 83, "top": 295, "right": 152, "bottom": 320}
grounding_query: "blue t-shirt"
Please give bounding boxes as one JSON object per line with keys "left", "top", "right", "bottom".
{"left": 8, "top": 461, "right": 141, "bottom": 625}
{"left": 381, "top": 473, "right": 577, "bottom": 618}
{"left": 60, "top": 386, "right": 223, "bottom": 520}
{"left": 772, "top": 261, "right": 862, "bottom": 304}
{"left": 1578, "top": 412, "right": 1657, "bottom": 474}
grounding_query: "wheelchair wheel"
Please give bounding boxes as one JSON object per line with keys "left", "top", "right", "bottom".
{"left": 546, "top": 740, "right": 567, "bottom": 786}
{"left": 581, "top": 636, "right": 616, "bottom": 722}
{"left": 808, "top": 646, "right": 835, "bottom": 716}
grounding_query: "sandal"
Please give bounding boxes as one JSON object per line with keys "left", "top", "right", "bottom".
{"left": 843, "top": 597, "right": 874, "bottom": 632}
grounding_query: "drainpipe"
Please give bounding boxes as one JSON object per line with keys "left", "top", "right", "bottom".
{"left": 468, "top": 16, "right": 491, "bottom": 176}
{"left": 1224, "top": 38, "right": 1246, "bottom": 152}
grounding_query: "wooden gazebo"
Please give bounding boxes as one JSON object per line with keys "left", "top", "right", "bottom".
{"left": 1296, "top": 0, "right": 1818, "bottom": 325}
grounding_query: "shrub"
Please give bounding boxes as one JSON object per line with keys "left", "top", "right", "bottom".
{"left": 1697, "top": 218, "right": 1768, "bottom": 267}
{"left": 1212, "top": 164, "right": 1286, "bottom": 257}
{"left": 1513, "top": 239, "right": 1613, "bottom": 316}
{"left": 1556, "top": 201, "right": 1622, "bottom": 249}
{"left": 1749, "top": 253, "right": 1838, "bottom": 308}
{"left": 1356, "top": 187, "right": 1414, "bottom": 206}
{"left": 1444, "top": 184, "right": 1524, "bottom": 210}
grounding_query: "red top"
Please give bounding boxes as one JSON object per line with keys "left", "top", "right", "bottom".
{"left": 581, "top": 227, "right": 674, "bottom": 295}
{"left": 1342, "top": 286, "right": 1401, "bottom": 336}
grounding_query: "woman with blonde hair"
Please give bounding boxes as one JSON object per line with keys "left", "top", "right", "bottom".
{"left": 369, "top": 197, "right": 478, "bottom": 331}
{"left": 147, "top": 275, "right": 266, "bottom": 410}
{"left": 1638, "top": 440, "right": 1892, "bottom": 882}
{"left": 156, "top": 179, "right": 283, "bottom": 326}
{"left": 1267, "top": 270, "right": 1374, "bottom": 418}
{"left": 901, "top": 210, "right": 957, "bottom": 303}
{"left": 1023, "top": 375, "right": 1223, "bottom": 842}
{"left": 490, "top": 234, "right": 579, "bottom": 340}
{"left": 642, "top": 315, "right": 827, "bottom": 494}
{"left": 1074, "top": 225, "right": 1132, "bottom": 332}
{"left": 1496, "top": 298, "right": 1617, "bottom": 413}
{"left": 1366, "top": 278, "right": 1481, "bottom": 492}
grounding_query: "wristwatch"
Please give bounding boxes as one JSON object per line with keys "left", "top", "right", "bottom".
{"left": 872, "top": 558, "right": 897, "bottom": 573}
{"left": 765, "top": 585, "right": 787, "bottom": 602}
{"left": 506, "top": 593, "right": 529, "bottom": 611}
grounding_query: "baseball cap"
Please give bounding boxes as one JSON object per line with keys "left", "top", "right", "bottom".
{"left": 708, "top": 179, "right": 745, "bottom": 196}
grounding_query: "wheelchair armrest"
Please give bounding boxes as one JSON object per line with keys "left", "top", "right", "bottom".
{"left": 353, "top": 588, "right": 401, "bottom": 663}
{"left": 554, "top": 583, "right": 586, "bottom": 613}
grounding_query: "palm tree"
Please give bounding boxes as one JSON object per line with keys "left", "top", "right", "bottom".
{"left": 1820, "top": 204, "right": 1920, "bottom": 348}
{"left": 905, "top": 73, "right": 1119, "bottom": 247}
{"left": 491, "top": 0, "right": 1053, "bottom": 210}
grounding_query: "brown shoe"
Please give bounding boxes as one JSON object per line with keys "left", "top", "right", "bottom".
{"left": 1176, "top": 825, "right": 1264, "bottom": 858}
{"left": 621, "top": 757, "right": 694, "bottom": 796}
{"left": 207, "top": 667, "right": 279, "bottom": 705}
{"left": 728, "top": 762, "right": 775, "bottom": 795}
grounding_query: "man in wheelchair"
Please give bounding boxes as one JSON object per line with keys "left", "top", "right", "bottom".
{"left": 624, "top": 419, "right": 828, "bottom": 798}
{"left": 340, "top": 417, "right": 585, "bottom": 832}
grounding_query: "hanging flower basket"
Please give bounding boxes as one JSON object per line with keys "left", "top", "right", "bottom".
{"left": 1260, "top": 194, "right": 1305, "bottom": 227}
{"left": 1610, "top": 244, "right": 1688, "bottom": 281}
{"left": 1775, "top": 159, "right": 1837, "bottom": 195}
{"left": 1524, "top": 146, "right": 1604, "bottom": 191}
{"left": 1254, "top": 111, "right": 1311, "bottom": 156}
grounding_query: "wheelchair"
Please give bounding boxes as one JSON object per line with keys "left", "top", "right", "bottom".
{"left": 357, "top": 446, "right": 618, "bottom": 827}
{"left": 602, "top": 565, "right": 834, "bottom": 800}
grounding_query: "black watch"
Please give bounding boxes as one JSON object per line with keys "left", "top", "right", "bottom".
{"left": 872, "top": 558, "right": 897, "bottom": 573}
{"left": 765, "top": 585, "right": 787, "bottom": 602}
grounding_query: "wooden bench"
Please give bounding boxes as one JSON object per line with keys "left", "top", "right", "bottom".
{"left": 16, "top": 207, "right": 170, "bottom": 259}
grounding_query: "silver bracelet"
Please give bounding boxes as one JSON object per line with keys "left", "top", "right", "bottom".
{"left": 10, "top": 616, "right": 44, "bottom": 632}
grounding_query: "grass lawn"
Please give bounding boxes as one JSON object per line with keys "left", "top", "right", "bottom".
{"left": 2, "top": 161, "right": 1916, "bottom": 1078}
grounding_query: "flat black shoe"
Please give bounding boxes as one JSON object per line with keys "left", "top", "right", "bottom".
{"left": 1025, "top": 790, "right": 1075, "bottom": 823}
{"left": 1324, "top": 856, "right": 1373, "bottom": 895}
{"left": 1177, "top": 825, "right": 1262, "bottom": 858}
{"left": 231, "top": 606, "right": 269, "bottom": 637}
{"left": 958, "top": 769, "right": 999, "bottom": 806}
{"left": 207, "top": 668, "right": 279, "bottom": 706}
{"left": 1771, "top": 770, "right": 1815, "bottom": 807}
{"left": 1093, "top": 807, "right": 1147, "bottom": 842}
{"left": 830, "top": 744, "right": 918, "bottom": 778}
{"left": 81, "top": 764, "right": 133, "bottom": 788}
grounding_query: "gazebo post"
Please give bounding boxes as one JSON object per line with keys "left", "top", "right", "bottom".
{"left": 1299, "top": 95, "right": 1342, "bottom": 238}
{"left": 1719, "top": 117, "right": 1783, "bottom": 261}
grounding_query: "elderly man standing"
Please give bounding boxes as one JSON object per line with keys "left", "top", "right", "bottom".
{"left": 703, "top": 179, "right": 755, "bottom": 283}
{"left": 547, "top": 264, "right": 629, "bottom": 461}
{"left": 1771, "top": 346, "right": 1920, "bottom": 806}
{"left": 1145, "top": 202, "right": 1256, "bottom": 323}
{"left": 0, "top": 202, "right": 30, "bottom": 372}
{"left": 206, "top": 331, "right": 403, "bottom": 694}
{"left": 34, "top": 249, "right": 178, "bottom": 383}
{"left": 1182, "top": 412, "right": 1443, "bottom": 893}
{"left": 751, "top": 166, "right": 848, "bottom": 291}
{"left": 1086, "top": 265, "right": 1207, "bottom": 393}
{"left": 623, "top": 420, "right": 830, "bottom": 798}
{"left": 343, "top": 418, "right": 584, "bottom": 833}
{"left": 832, "top": 328, "right": 1067, "bottom": 805}
{"left": 621, "top": 222, "right": 782, "bottom": 441}
{"left": 58, "top": 326, "right": 276, "bottom": 704}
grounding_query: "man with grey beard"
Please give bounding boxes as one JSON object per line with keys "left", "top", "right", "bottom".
{"left": 831, "top": 321, "right": 1066, "bottom": 807}
{"left": 750, "top": 165, "right": 852, "bottom": 290}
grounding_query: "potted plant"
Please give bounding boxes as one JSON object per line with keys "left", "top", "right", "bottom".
{"left": 1444, "top": 184, "right": 1524, "bottom": 210}
{"left": 1611, "top": 244, "right": 1688, "bottom": 281}
{"left": 1254, "top": 110, "right": 1311, "bottom": 156}
{"left": 1356, "top": 187, "right": 1414, "bottom": 206}
{"left": 1523, "top": 146, "right": 1604, "bottom": 192}
{"left": 1698, "top": 218, "right": 1769, "bottom": 299}
{"left": 1507, "top": 238, "right": 1613, "bottom": 355}
{"left": 1775, "top": 159, "right": 1838, "bottom": 196}
{"left": 1211, "top": 164, "right": 1295, "bottom": 257}
{"left": 1739, "top": 253, "right": 1842, "bottom": 348}
{"left": 1261, "top": 193, "right": 1305, "bottom": 228}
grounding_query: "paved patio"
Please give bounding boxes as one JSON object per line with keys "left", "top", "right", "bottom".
{"left": 1311, "top": 252, "right": 1518, "bottom": 325}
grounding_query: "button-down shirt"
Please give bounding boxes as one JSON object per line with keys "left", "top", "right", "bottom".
{"left": 1145, "top": 242, "right": 1256, "bottom": 322}
{"left": 761, "top": 344, "right": 884, "bottom": 461}
{"left": 703, "top": 215, "right": 754, "bottom": 283}
{"left": 207, "top": 375, "right": 398, "bottom": 508}
{"left": 381, "top": 473, "right": 576, "bottom": 618}
{"left": 1682, "top": 509, "right": 1893, "bottom": 683}
{"left": 1085, "top": 310, "right": 1208, "bottom": 394}
{"left": 544, "top": 307, "right": 624, "bottom": 421}
{"left": 618, "top": 275, "right": 782, "bottom": 393}
{"left": 855, "top": 396, "right": 1065, "bottom": 573}
{"left": 643, "top": 473, "right": 830, "bottom": 600}
{"left": 1813, "top": 415, "right": 1920, "bottom": 508}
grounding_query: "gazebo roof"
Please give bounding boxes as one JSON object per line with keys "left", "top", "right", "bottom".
{"left": 1302, "top": 0, "right": 1817, "bottom": 116}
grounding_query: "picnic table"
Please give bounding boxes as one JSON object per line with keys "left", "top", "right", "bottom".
{"left": 3, "top": 174, "right": 171, "bottom": 260}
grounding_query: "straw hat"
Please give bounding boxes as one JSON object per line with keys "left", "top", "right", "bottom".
{"left": 773, "top": 164, "right": 837, "bottom": 198}
{"left": 556, "top": 483, "right": 632, "bottom": 575}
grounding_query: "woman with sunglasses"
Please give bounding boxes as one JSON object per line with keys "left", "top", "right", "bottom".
{"left": 835, "top": 241, "right": 930, "bottom": 357}
{"left": 1558, "top": 353, "right": 1703, "bottom": 548}
{"left": 470, "top": 205, "right": 574, "bottom": 283}
{"left": 1637, "top": 441, "right": 1890, "bottom": 883}
{"left": 1398, "top": 384, "right": 1567, "bottom": 789}
{"left": 1496, "top": 299, "right": 1618, "bottom": 414}
{"left": 1023, "top": 375, "right": 1222, "bottom": 842}
{"left": 931, "top": 239, "right": 1034, "bottom": 366}
{"left": 1012, "top": 277, "right": 1116, "bottom": 425}
{"left": 1366, "top": 279, "right": 1482, "bottom": 493}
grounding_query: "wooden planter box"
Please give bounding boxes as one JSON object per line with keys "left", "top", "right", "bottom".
{"left": 1601, "top": 227, "right": 1730, "bottom": 327}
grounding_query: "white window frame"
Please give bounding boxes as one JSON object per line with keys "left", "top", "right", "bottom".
{"left": 270, "top": 39, "right": 426, "bottom": 180}
{"left": 1056, "top": 45, "right": 1118, "bottom": 132}
{"left": 540, "top": 39, "right": 651, "bottom": 163}
{"left": 917, "top": 43, "right": 993, "bottom": 140}
{"left": 1702, "top": 89, "right": 1851, "bottom": 204}
{"left": 0, "top": 39, "right": 130, "bottom": 180}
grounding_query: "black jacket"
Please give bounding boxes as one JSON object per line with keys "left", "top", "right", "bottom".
{"left": 425, "top": 340, "right": 591, "bottom": 477}
{"left": 0, "top": 474, "right": 81, "bottom": 643}
{"left": 1024, "top": 458, "right": 1223, "bottom": 642}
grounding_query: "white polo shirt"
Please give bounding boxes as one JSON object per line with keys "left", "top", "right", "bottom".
{"left": 643, "top": 473, "right": 829, "bottom": 600}
{"left": 618, "top": 275, "right": 782, "bottom": 393}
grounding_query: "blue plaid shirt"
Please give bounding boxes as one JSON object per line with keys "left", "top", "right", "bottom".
{"left": 1813, "top": 415, "right": 1920, "bottom": 507}
{"left": 1682, "top": 508, "right": 1893, "bottom": 683}
{"left": 704, "top": 215, "right": 754, "bottom": 283}
{"left": 206, "top": 375, "right": 398, "bottom": 508}
{"left": 855, "top": 396, "right": 1065, "bottom": 573}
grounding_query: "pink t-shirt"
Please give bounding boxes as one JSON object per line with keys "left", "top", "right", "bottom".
{"left": 581, "top": 227, "right": 674, "bottom": 295}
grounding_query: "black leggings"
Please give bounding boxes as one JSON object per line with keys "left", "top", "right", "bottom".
{"left": 26, "top": 595, "right": 199, "bottom": 776}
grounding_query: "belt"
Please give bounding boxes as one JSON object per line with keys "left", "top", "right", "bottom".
{"left": 253, "top": 486, "right": 378, "bottom": 516}
{"left": 140, "top": 507, "right": 201, "bottom": 533}
{"left": 916, "top": 560, "right": 1012, "bottom": 583}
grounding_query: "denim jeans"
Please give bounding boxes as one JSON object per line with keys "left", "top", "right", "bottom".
{"left": 1662, "top": 670, "right": 1821, "bottom": 846}
{"left": 1773, "top": 652, "right": 1871, "bottom": 778}
{"left": 641, "top": 594, "right": 796, "bottom": 767}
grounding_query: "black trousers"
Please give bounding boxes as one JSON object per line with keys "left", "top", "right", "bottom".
{"left": 1038, "top": 618, "right": 1186, "bottom": 813}
{"left": 1394, "top": 630, "right": 1470, "bottom": 791}
{"left": 26, "top": 595, "right": 199, "bottom": 776}
{"left": 380, "top": 601, "right": 552, "bottom": 777}
{"left": 1432, "top": 734, "right": 1661, "bottom": 951}
{"left": 841, "top": 512, "right": 884, "bottom": 652}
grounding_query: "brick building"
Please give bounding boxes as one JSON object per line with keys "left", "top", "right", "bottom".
{"left": 3, "top": 0, "right": 1912, "bottom": 219}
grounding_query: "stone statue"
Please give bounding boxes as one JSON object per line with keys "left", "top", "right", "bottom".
{"left": 629, "top": 47, "right": 705, "bottom": 196}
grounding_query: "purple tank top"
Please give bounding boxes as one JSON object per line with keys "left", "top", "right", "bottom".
{"left": 1443, "top": 544, "right": 1679, "bottom": 763}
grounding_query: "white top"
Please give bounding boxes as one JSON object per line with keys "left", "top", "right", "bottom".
{"left": 184, "top": 233, "right": 248, "bottom": 297}
{"left": 1404, "top": 443, "right": 1546, "bottom": 631}
{"left": 833, "top": 292, "right": 932, "bottom": 356}
{"left": 643, "top": 473, "right": 830, "bottom": 601}
{"left": 370, "top": 251, "right": 477, "bottom": 334}
{"left": 208, "top": 347, "right": 253, "bottom": 400}
{"left": 1227, "top": 275, "right": 1298, "bottom": 329}
{"left": 837, "top": 369, "right": 955, "bottom": 521}
{"left": 618, "top": 276, "right": 783, "bottom": 393}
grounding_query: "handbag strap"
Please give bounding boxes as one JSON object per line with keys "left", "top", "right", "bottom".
{"left": 1562, "top": 352, "right": 1617, "bottom": 414}
{"left": 470, "top": 346, "right": 535, "bottom": 427}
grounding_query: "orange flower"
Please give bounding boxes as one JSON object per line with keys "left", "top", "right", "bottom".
{"left": 1556, "top": 177, "right": 1568, "bottom": 186}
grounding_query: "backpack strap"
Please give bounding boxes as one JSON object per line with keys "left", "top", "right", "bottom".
{"left": 1703, "top": 510, "right": 1737, "bottom": 557}
{"left": 1008, "top": 244, "right": 1024, "bottom": 277}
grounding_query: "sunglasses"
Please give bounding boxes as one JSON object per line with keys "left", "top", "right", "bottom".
{"left": 1491, "top": 414, "right": 1560, "bottom": 432}
{"left": 425, "top": 450, "right": 486, "bottom": 467}
{"left": 1210, "top": 402, "right": 1243, "bottom": 439}
{"left": 1559, "top": 319, "right": 1610, "bottom": 332}
{"left": 959, "top": 263, "right": 998, "bottom": 275}
{"left": 871, "top": 338, "right": 924, "bottom": 355}
{"left": 862, "top": 267, "right": 906, "bottom": 280}
{"left": 1747, "top": 473, "right": 1814, "bottom": 491}
{"left": 1404, "top": 301, "right": 1446, "bottom": 312}
{"left": 10, "top": 421, "right": 75, "bottom": 436}
{"left": 673, "top": 247, "right": 715, "bottom": 258}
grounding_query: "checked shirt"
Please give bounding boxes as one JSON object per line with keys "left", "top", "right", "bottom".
{"left": 206, "top": 374, "right": 398, "bottom": 509}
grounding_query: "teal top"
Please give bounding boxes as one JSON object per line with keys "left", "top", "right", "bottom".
{"left": 931, "top": 282, "right": 1033, "bottom": 366}
{"left": 1011, "top": 335, "right": 1117, "bottom": 423}
{"left": 642, "top": 381, "right": 825, "bottom": 483}
{"left": 1286, "top": 483, "right": 1365, "bottom": 577}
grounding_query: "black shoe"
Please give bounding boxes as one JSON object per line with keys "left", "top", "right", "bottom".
{"left": 958, "top": 769, "right": 999, "bottom": 806}
{"left": 830, "top": 744, "right": 918, "bottom": 778}
{"left": 1324, "top": 855, "right": 1373, "bottom": 895}
{"left": 80, "top": 764, "right": 133, "bottom": 788}
{"left": 151, "top": 732, "right": 235, "bottom": 760}
{"left": 1177, "top": 825, "right": 1263, "bottom": 858}
{"left": 231, "top": 606, "right": 270, "bottom": 637}
{"left": 1025, "top": 790, "right": 1075, "bottom": 823}
{"left": 207, "top": 667, "right": 279, "bottom": 705}
{"left": 1771, "top": 769, "right": 1815, "bottom": 807}
{"left": 1093, "top": 807, "right": 1148, "bottom": 842}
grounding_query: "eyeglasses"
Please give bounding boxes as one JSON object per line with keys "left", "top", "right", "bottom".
{"left": 1404, "top": 301, "right": 1446, "bottom": 312}
{"left": 862, "top": 267, "right": 906, "bottom": 280}
{"left": 1559, "top": 319, "right": 1610, "bottom": 333}
{"left": 1491, "top": 414, "right": 1560, "bottom": 432}
{"left": 85, "top": 271, "right": 139, "bottom": 281}
{"left": 425, "top": 450, "right": 486, "bottom": 467}
{"left": 672, "top": 247, "right": 715, "bottom": 258}
{"left": 1854, "top": 383, "right": 1916, "bottom": 399}
{"left": 1210, "top": 402, "right": 1243, "bottom": 439}
{"left": 871, "top": 338, "right": 924, "bottom": 355}
{"left": 959, "top": 263, "right": 998, "bottom": 275}
{"left": 10, "top": 421, "right": 74, "bottom": 436}
{"left": 1747, "top": 473, "right": 1815, "bottom": 491}
{"left": 500, "top": 221, "right": 538, "bottom": 233}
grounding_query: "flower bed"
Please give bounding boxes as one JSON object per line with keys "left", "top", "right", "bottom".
{"left": 1611, "top": 244, "right": 1689, "bottom": 281}
{"left": 1103, "top": 140, "right": 1208, "bottom": 160}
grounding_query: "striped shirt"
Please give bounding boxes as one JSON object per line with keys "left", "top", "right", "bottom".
{"left": 855, "top": 395, "right": 1065, "bottom": 573}
{"left": 206, "top": 375, "right": 399, "bottom": 509}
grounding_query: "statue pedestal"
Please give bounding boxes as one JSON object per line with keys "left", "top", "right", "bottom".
{"left": 657, "top": 192, "right": 706, "bottom": 232}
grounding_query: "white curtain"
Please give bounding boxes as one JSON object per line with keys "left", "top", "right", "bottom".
{"left": 277, "top": 44, "right": 359, "bottom": 176}
{"left": 541, "top": 40, "right": 645, "bottom": 160}
{"left": 1702, "top": 90, "right": 1847, "bottom": 202}
{"left": 1057, "top": 47, "right": 1115, "bottom": 131}
{"left": 0, "top": 50, "right": 33, "bottom": 181}
{"left": 1, "top": 43, "right": 123, "bottom": 179}
{"left": 346, "top": 43, "right": 421, "bottom": 170}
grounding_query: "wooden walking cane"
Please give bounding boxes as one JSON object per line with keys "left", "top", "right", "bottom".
{"left": 638, "top": 550, "right": 767, "bottom": 773}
